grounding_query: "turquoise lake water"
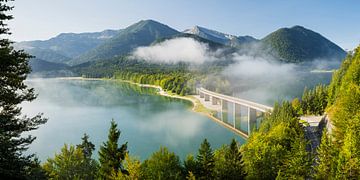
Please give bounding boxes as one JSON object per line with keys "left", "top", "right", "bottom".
{"left": 22, "top": 79, "right": 245, "bottom": 161}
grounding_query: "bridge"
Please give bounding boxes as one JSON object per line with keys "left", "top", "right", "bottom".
{"left": 196, "top": 87, "right": 273, "bottom": 138}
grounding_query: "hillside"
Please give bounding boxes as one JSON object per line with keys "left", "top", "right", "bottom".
{"left": 69, "top": 20, "right": 180, "bottom": 65}
{"left": 14, "top": 29, "right": 120, "bottom": 63}
{"left": 29, "top": 58, "right": 69, "bottom": 72}
{"left": 313, "top": 46, "right": 360, "bottom": 178}
{"left": 261, "top": 26, "right": 346, "bottom": 63}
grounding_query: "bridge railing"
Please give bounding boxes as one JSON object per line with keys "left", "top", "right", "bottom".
{"left": 197, "top": 87, "right": 273, "bottom": 112}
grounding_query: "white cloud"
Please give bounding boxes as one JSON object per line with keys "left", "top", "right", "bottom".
{"left": 132, "top": 37, "right": 215, "bottom": 63}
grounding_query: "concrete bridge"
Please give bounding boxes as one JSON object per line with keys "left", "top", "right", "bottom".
{"left": 196, "top": 88, "right": 273, "bottom": 138}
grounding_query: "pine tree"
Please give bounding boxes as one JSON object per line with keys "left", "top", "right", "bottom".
{"left": 98, "top": 120, "right": 128, "bottom": 179}
{"left": 184, "top": 154, "right": 198, "bottom": 178}
{"left": 77, "top": 133, "right": 95, "bottom": 159}
{"left": 76, "top": 133, "right": 98, "bottom": 179}
{"left": 196, "top": 139, "right": 215, "bottom": 180}
{"left": 0, "top": 0, "right": 47, "bottom": 178}
{"left": 223, "top": 139, "right": 245, "bottom": 179}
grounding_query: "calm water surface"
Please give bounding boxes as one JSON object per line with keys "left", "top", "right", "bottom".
{"left": 22, "top": 79, "right": 245, "bottom": 161}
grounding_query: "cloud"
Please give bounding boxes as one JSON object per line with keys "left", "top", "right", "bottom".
{"left": 225, "top": 54, "right": 295, "bottom": 77}
{"left": 132, "top": 37, "right": 215, "bottom": 63}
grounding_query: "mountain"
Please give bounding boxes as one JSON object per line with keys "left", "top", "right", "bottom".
{"left": 261, "top": 26, "right": 346, "bottom": 63}
{"left": 183, "top": 26, "right": 257, "bottom": 46}
{"left": 69, "top": 20, "right": 180, "bottom": 65}
{"left": 14, "top": 29, "right": 120, "bottom": 62}
{"left": 29, "top": 58, "right": 69, "bottom": 72}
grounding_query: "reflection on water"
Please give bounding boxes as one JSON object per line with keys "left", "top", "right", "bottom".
{"left": 22, "top": 79, "right": 245, "bottom": 161}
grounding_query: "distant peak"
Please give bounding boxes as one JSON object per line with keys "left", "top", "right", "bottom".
{"left": 291, "top": 25, "right": 306, "bottom": 30}
{"left": 138, "top": 19, "right": 162, "bottom": 25}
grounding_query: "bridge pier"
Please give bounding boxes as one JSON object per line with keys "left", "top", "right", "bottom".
{"left": 221, "top": 99, "right": 228, "bottom": 123}
{"left": 248, "top": 108, "right": 257, "bottom": 134}
{"left": 212, "top": 97, "right": 220, "bottom": 105}
{"left": 200, "top": 92, "right": 204, "bottom": 98}
{"left": 196, "top": 88, "right": 272, "bottom": 137}
{"left": 204, "top": 94, "right": 210, "bottom": 101}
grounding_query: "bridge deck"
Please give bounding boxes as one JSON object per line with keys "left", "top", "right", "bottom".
{"left": 198, "top": 88, "right": 273, "bottom": 112}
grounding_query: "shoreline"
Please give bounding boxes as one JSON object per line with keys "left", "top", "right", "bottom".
{"left": 56, "top": 77, "right": 200, "bottom": 111}
{"left": 56, "top": 77, "right": 249, "bottom": 138}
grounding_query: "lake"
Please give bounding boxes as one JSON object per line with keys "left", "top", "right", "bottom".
{"left": 22, "top": 78, "right": 245, "bottom": 162}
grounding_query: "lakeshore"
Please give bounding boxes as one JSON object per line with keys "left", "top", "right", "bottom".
{"left": 56, "top": 77, "right": 249, "bottom": 138}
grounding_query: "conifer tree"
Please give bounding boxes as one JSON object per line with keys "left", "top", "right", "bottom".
{"left": 223, "top": 139, "right": 245, "bottom": 179}
{"left": 196, "top": 139, "right": 215, "bottom": 180}
{"left": 77, "top": 133, "right": 95, "bottom": 159}
{"left": 0, "top": 0, "right": 47, "bottom": 178}
{"left": 98, "top": 120, "right": 128, "bottom": 179}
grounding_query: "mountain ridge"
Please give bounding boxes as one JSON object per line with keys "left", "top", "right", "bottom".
{"left": 68, "top": 19, "right": 180, "bottom": 65}
{"left": 15, "top": 20, "right": 347, "bottom": 71}
{"left": 184, "top": 25, "right": 257, "bottom": 46}
{"left": 261, "top": 25, "right": 346, "bottom": 63}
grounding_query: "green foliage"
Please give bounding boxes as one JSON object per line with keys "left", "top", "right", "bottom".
{"left": 76, "top": 133, "right": 95, "bottom": 159}
{"left": 328, "top": 47, "right": 360, "bottom": 143}
{"left": 299, "top": 85, "right": 328, "bottom": 115}
{"left": 0, "top": 0, "right": 47, "bottom": 178}
{"left": 334, "top": 119, "right": 360, "bottom": 179}
{"left": 262, "top": 25, "right": 346, "bottom": 63}
{"left": 184, "top": 154, "right": 198, "bottom": 177}
{"left": 214, "top": 139, "right": 245, "bottom": 180}
{"left": 140, "top": 147, "right": 184, "bottom": 180}
{"left": 242, "top": 101, "right": 311, "bottom": 179}
{"left": 43, "top": 144, "right": 98, "bottom": 180}
{"left": 327, "top": 53, "right": 354, "bottom": 106}
{"left": 111, "top": 153, "right": 142, "bottom": 180}
{"left": 115, "top": 70, "right": 194, "bottom": 96}
{"left": 315, "top": 129, "right": 338, "bottom": 179}
{"left": 314, "top": 46, "right": 360, "bottom": 178}
{"left": 98, "top": 120, "right": 128, "bottom": 179}
{"left": 196, "top": 139, "right": 215, "bottom": 180}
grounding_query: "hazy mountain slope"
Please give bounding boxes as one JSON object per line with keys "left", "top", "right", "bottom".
{"left": 29, "top": 58, "right": 69, "bottom": 72}
{"left": 70, "top": 20, "right": 180, "bottom": 65}
{"left": 261, "top": 26, "right": 346, "bottom": 63}
{"left": 14, "top": 29, "right": 120, "bottom": 62}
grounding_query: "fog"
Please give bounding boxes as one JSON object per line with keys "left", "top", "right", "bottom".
{"left": 132, "top": 37, "right": 217, "bottom": 63}
{"left": 132, "top": 39, "right": 335, "bottom": 105}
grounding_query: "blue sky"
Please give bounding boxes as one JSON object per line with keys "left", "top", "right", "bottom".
{"left": 8, "top": 0, "right": 360, "bottom": 49}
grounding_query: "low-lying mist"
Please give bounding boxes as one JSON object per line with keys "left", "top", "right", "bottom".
{"left": 131, "top": 38, "right": 337, "bottom": 105}
{"left": 132, "top": 37, "right": 217, "bottom": 64}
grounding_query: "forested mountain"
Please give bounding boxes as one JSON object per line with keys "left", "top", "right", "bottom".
{"left": 29, "top": 59, "right": 69, "bottom": 72}
{"left": 16, "top": 20, "right": 347, "bottom": 74}
{"left": 184, "top": 25, "right": 257, "bottom": 46}
{"left": 14, "top": 29, "right": 120, "bottom": 61}
{"left": 69, "top": 20, "right": 180, "bottom": 65}
{"left": 261, "top": 26, "right": 346, "bottom": 63}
